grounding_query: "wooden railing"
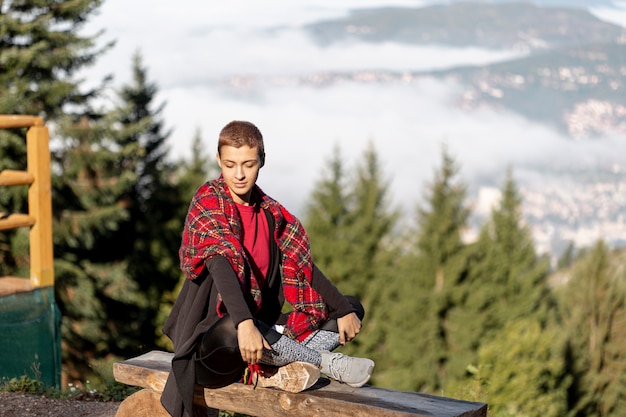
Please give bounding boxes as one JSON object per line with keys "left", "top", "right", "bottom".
{"left": 0, "top": 115, "right": 54, "bottom": 293}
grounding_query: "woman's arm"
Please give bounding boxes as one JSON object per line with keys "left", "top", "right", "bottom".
{"left": 206, "top": 256, "right": 253, "bottom": 327}
{"left": 311, "top": 264, "right": 361, "bottom": 345}
{"left": 207, "top": 256, "right": 270, "bottom": 363}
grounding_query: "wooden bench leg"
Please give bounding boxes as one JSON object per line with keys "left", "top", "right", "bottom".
{"left": 115, "top": 389, "right": 172, "bottom": 417}
{"left": 115, "top": 388, "right": 220, "bottom": 417}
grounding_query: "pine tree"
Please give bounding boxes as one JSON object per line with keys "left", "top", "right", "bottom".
{"left": 304, "top": 142, "right": 398, "bottom": 361}
{"left": 476, "top": 318, "right": 570, "bottom": 417}
{"left": 340, "top": 143, "right": 398, "bottom": 360}
{"left": 0, "top": 0, "right": 110, "bottom": 276}
{"left": 373, "top": 145, "right": 471, "bottom": 391}
{"left": 443, "top": 169, "right": 568, "bottom": 412}
{"left": 113, "top": 51, "right": 188, "bottom": 353}
{"left": 156, "top": 127, "right": 217, "bottom": 350}
{"left": 447, "top": 170, "right": 551, "bottom": 385}
{"left": 560, "top": 242, "right": 626, "bottom": 417}
{"left": 345, "top": 142, "right": 398, "bottom": 299}
{"left": 455, "top": 171, "right": 550, "bottom": 367}
{"left": 177, "top": 127, "right": 217, "bottom": 202}
{"left": 308, "top": 142, "right": 398, "bottom": 299}
{"left": 304, "top": 144, "right": 352, "bottom": 290}
{"left": 114, "top": 51, "right": 182, "bottom": 345}
{"left": 485, "top": 170, "right": 550, "bottom": 320}
{"left": 417, "top": 145, "right": 471, "bottom": 390}
{"left": 52, "top": 112, "right": 140, "bottom": 379}
{"left": 0, "top": 0, "right": 108, "bottom": 117}
{"left": 51, "top": 52, "right": 183, "bottom": 380}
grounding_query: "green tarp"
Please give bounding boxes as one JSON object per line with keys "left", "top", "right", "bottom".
{"left": 0, "top": 286, "right": 62, "bottom": 388}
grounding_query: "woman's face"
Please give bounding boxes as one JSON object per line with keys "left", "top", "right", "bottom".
{"left": 217, "top": 145, "right": 262, "bottom": 205}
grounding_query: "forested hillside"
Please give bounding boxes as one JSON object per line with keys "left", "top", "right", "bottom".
{"left": 1, "top": 2, "right": 625, "bottom": 417}
{"left": 305, "top": 3, "right": 622, "bottom": 49}
{"left": 305, "top": 2, "right": 626, "bottom": 136}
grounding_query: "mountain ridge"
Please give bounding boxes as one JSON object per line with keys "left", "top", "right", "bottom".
{"left": 302, "top": 2, "right": 626, "bottom": 138}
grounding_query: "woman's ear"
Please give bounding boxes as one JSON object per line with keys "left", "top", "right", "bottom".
{"left": 260, "top": 151, "right": 266, "bottom": 168}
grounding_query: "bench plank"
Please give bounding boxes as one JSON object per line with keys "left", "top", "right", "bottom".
{"left": 113, "top": 350, "right": 171, "bottom": 392}
{"left": 113, "top": 351, "right": 487, "bottom": 417}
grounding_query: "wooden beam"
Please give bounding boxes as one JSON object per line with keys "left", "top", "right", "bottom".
{"left": 0, "top": 213, "right": 36, "bottom": 230}
{"left": 0, "top": 277, "right": 33, "bottom": 296}
{"left": 113, "top": 351, "right": 171, "bottom": 392}
{"left": 115, "top": 389, "right": 173, "bottom": 417}
{"left": 0, "top": 115, "right": 44, "bottom": 129}
{"left": 0, "top": 170, "right": 34, "bottom": 186}
{"left": 113, "top": 351, "right": 488, "bottom": 417}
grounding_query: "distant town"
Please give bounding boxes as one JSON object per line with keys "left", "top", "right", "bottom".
{"left": 522, "top": 176, "right": 626, "bottom": 255}
{"left": 474, "top": 175, "right": 626, "bottom": 261}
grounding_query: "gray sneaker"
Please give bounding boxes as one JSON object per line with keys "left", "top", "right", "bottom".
{"left": 320, "top": 352, "right": 375, "bottom": 388}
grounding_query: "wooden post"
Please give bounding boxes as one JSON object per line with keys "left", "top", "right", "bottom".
{"left": 26, "top": 121, "right": 54, "bottom": 288}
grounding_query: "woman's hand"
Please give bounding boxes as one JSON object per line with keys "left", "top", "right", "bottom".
{"left": 236, "top": 319, "right": 272, "bottom": 364}
{"left": 337, "top": 312, "right": 362, "bottom": 345}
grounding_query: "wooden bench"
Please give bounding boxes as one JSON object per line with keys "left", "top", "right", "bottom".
{"left": 113, "top": 350, "right": 488, "bottom": 417}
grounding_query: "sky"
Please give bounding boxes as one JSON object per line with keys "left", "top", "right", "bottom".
{"left": 79, "top": 0, "right": 626, "bottom": 221}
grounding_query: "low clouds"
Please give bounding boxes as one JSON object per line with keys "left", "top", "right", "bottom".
{"left": 80, "top": 0, "right": 626, "bottom": 222}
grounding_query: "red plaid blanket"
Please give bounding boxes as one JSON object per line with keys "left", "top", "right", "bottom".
{"left": 179, "top": 176, "right": 328, "bottom": 340}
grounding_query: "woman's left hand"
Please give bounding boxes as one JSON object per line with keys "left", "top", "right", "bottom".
{"left": 337, "top": 312, "right": 362, "bottom": 345}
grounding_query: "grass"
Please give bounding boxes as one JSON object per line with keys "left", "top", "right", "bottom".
{"left": 0, "top": 362, "right": 253, "bottom": 416}
{"left": 0, "top": 374, "right": 140, "bottom": 402}
{"left": 0, "top": 374, "right": 253, "bottom": 416}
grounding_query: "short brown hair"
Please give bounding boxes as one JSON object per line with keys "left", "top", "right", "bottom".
{"left": 218, "top": 120, "right": 265, "bottom": 166}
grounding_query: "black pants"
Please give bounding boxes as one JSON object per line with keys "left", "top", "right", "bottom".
{"left": 194, "top": 296, "right": 364, "bottom": 388}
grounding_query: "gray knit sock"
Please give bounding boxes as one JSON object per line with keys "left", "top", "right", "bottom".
{"left": 261, "top": 335, "right": 322, "bottom": 367}
{"left": 301, "top": 329, "right": 341, "bottom": 352}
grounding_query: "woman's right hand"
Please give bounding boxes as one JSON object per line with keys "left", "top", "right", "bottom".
{"left": 236, "top": 319, "right": 272, "bottom": 364}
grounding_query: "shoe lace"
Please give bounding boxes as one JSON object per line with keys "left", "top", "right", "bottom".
{"left": 242, "top": 364, "right": 262, "bottom": 389}
{"left": 328, "top": 353, "right": 351, "bottom": 382}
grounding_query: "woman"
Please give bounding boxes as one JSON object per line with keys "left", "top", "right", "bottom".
{"left": 160, "top": 120, "right": 374, "bottom": 417}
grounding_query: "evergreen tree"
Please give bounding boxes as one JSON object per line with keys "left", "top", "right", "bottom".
{"left": 338, "top": 143, "right": 398, "bottom": 361}
{"left": 485, "top": 170, "right": 550, "bottom": 321}
{"left": 416, "top": 145, "right": 471, "bottom": 390}
{"left": 373, "top": 145, "right": 471, "bottom": 391}
{"left": 304, "top": 142, "right": 398, "bottom": 361}
{"left": 446, "top": 170, "right": 551, "bottom": 394}
{"left": 177, "top": 127, "right": 217, "bottom": 202}
{"left": 560, "top": 241, "right": 626, "bottom": 417}
{"left": 476, "top": 318, "right": 570, "bottom": 417}
{"left": 306, "top": 142, "right": 397, "bottom": 299}
{"left": 156, "top": 127, "right": 217, "bottom": 350}
{"left": 114, "top": 51, "right": 182, "bottom": 345}
{"left": 52, "top": 112, "right": 140, "bottom": 380}
{"left": 344, "top": 142, "right": 398, "bottom": 301}
{"left": 0, "top": 0, "right": 110, "bottom": 276}
{"left": 52, "top": 53, "right": 182, "bottom": 380}
{"left": 304, "top": 144, "right": 352, "bottom": 290}
{"left": 415, "top": 145, "right": 470, "bottom": 292}
{"left": 0, "top": 0, "right": 108, "bottom": 117}
{"left": 357, "top": 225, "right": 414, "bottom": 389}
